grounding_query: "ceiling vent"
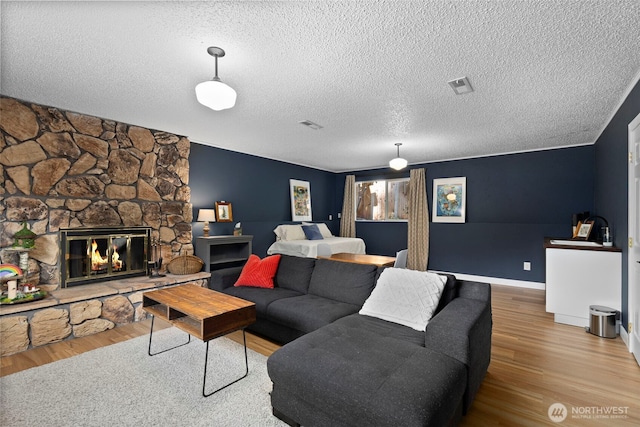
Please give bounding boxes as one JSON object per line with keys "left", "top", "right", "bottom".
{"left": 299, "top": 120, "right": 323, "bottom": 130}
{"left": 447, "top": 77, "right": 474, "bottom": 95}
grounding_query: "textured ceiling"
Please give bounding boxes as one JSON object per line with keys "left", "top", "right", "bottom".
{"left": 2, "top": 1, "right": 640, "bottom": 172}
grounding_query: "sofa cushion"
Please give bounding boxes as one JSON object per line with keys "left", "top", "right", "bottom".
{"left": 308, "top": 259, "right": 378, "bottom": 306}
{"left": 274, "top": 255, "right": 316, "bottom": 293}
{"left": 234, "top": 254, "right": 281, "bottom": 288}
{"left": 222, "top": 286, "right": 302, "bottom": 314}
{"left": 359, "top": 268, "right": 446, "bottom": 331}
{"left": 332, "top": 313, "right": 425, "bottom": 346}
{"left": 435, "top": 272, "right": 458, "bottom": 314}
{"left": 266, "top": 294, "right": 360, "bottom": 333}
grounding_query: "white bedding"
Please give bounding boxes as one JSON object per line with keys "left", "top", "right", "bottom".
{"left": 267, "top": 236, "right": 366, "bottom": 258}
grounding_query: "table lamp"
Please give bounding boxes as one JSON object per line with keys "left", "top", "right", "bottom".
{"left": 198, "top": 209, "right": 216, "bottom": 237}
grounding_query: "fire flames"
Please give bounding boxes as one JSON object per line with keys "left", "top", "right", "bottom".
{"left": 90, "top": 240, "right": 123, "bottom": 271}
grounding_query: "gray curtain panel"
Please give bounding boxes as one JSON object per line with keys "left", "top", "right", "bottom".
{"left": 407, "top": 168, "right": 429, "bottom": 270}
{"left": 339, "top": 175, "right": 356, "bottom": 237}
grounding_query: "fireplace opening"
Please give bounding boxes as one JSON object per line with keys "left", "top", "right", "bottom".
{"left": 60, "top": 227, "right": 151, "bottom": 287}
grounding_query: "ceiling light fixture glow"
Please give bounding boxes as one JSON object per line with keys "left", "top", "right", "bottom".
{"left": 195, "top": 46, "right": 237, "bottom": 111}
{"left": 389, "top": 143, "right": 408, "bottom": 170}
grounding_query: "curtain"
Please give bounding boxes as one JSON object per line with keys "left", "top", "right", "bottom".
{"left": 340, "top": 175, "right": 356, "bottom": 237}
{"left": 407, "top": 168, "right": 429, "bottom": 271}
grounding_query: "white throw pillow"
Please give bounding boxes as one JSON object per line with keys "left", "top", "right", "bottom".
{"left": 359, "top": 268, "right": 447, "bottom": 331}
{"left": 273, "top": 224, "right": 306, "bottom": 241}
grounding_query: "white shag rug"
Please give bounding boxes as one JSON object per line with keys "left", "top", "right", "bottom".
{"left": 0, "top": 328, "right": 287, "bottom": 427}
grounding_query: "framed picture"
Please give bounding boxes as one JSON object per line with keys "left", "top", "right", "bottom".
{"left": 574, "top": 220, "right": 594, "bottom": 240}
{"left": 432, "top": 177, "right": 466, "bottom": 223}
{"left": 215, "top": 201, "right": 233, "bottom": 222}
{"left": 290, "top": 179, "right": 312, "bottom": 221}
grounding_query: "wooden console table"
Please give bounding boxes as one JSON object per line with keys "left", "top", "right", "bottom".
{"left": 319, "top": 252, "right": 396, "bottom": 267}
{"left": 142, "top": 284, "right": 256, "bottom": 396}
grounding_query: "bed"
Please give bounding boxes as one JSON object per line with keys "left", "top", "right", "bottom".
{"left": 266, "top": 223, "right": 366, "bottom": 258}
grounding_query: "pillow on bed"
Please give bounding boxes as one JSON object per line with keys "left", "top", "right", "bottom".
{"left": 234, "top": 254, "right": 281, "bottom": 288}
{"left": 273, "top": 224, "right": 306, "bottom": 241}
{"left": 302, "top": 224, "right": 323, "bottom": 240}
{"left": 303, "top": 222, "right": 333, "bottom": 238}
{"left": 359, "top": 268, "right": 447, "bottom": 331}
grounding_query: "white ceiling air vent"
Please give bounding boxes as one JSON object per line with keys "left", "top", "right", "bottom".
{"left": 299, "top": 120, "right": 323, "bottom": 130}
{"left": 447, "top": 77, "right": 474, "bottom": 95}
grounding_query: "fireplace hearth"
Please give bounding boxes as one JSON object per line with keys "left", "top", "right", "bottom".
{"left": 60, "top": 227, "right": 151, "bottom": 287}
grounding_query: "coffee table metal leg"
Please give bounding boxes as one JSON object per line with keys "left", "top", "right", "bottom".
{"left": 147, "top": 315, "right": 191, "bottom": 356}
{"left": 202, "top": 329, "right": 249, "bottom": 397}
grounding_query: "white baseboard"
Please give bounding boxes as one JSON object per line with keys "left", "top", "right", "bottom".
{"left": 619, "top": 325, "right": 630, "bottom": 350}
{"left": 430, "top": 271, "right": 546, "bottom": 290}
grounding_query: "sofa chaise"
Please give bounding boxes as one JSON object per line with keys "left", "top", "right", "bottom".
{"left": 209, "top": 254, "right": 492, "bottom": 426}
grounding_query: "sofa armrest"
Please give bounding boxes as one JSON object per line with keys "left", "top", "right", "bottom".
{"left": 425, "top": 294, "right": 492, "bottom": 413}
{"left": 457, "top": 279, "right": 491, "bottom": 303}
{"left": 208, "top": 266, "right": 243, "bottom": 291}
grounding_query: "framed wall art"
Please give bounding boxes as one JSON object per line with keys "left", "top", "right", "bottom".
{"left": 290, "top": 179, "right": 312, "bottom": 221}
{"left": 215, "top": 201, "right": 233, "bottom": 222}
{"left": 432, "top": 177, "right": 466, "bottom": 223}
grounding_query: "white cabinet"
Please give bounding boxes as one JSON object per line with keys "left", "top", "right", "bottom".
{"left": 545, "top": 243, "right": 621, "bottom": 327}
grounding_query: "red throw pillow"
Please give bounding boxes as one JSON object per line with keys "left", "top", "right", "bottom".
{"left": 234, "top": 254, "right": 281, "bottom": 289}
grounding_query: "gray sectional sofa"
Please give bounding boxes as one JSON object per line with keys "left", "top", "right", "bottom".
{"left": 209, "top": 254, "right": 492, "bottom": 426}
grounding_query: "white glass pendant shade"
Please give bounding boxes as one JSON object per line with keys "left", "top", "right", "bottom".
{"left": 389, "top": 157, "right": 408, "bottom": 170}
{"left": 389, "top": 143, "right": 408, "bottom": 170}
{"left": 195, "top": 80, "right": 237, "bottom": 111}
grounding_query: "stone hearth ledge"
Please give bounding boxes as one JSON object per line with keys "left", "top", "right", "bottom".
{"left": 0, "top": 272, "right": 211, "bottom": 356}
{"left": 0, "top": 272, "right": 211, "bottom": 316}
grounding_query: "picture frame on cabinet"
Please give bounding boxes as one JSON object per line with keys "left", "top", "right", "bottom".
{"left": 215, "top": 201, "right": 233, "bottom": 222}
{"left": 574, "top": 220, "right": 594, "bottom": 240}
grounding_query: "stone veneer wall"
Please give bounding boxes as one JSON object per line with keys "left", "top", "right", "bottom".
{"left": 0, "top": 96, "right": 193, "bottom": 288}
{"left": 0, "top": 96, "right": 196, "bottom": 356}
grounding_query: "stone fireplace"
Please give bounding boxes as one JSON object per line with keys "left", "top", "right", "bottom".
{"left": 0, "top": 96, "right": 206, "bottom": 356}
{"left": 0, "top": 95, "right": 193, "bottom": 289}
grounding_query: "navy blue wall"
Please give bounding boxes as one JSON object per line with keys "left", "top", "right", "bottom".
{"left": 190, "top": 143, "right": 595, "bottom": 284}
{"left": 594, "top": 79, "right": 640, "bottom": 331}
{"left": 189, "top": 144, "right": 338, "bottom": 257}
{"left": 337, "top": 146, "right": 595, "bottom": 283}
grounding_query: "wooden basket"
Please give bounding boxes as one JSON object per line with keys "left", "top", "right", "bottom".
{"left": 167, "top": 254, "right": 204, "bottom": 275}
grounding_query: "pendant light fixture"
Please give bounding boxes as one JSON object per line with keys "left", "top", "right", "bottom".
{"left": 389, "top": 143, "right": 408, "bottom": 170}
{"left": 195, "top": 46, "right": 237, "bottom": 111}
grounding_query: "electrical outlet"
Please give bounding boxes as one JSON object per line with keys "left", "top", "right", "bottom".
{"left": 523, "top": 262, "right": 531, "bottom": 271}
{"left": 329, "top": 214, "right": 332, "bottom": 220}
{"left": 338, "top": 213, "right": 341, "bottom": 218}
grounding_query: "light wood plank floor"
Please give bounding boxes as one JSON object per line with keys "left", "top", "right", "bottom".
{"left": 2, "top": 285, "right": 638, "bottom": 425}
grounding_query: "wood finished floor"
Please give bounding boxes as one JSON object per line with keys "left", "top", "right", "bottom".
{"left": 1, "top": 285, "right": 638, "bottom": 425}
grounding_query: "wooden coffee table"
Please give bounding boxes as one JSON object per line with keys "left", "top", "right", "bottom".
{"left": 142, "top": 284, "right": 256, "bottom": 397}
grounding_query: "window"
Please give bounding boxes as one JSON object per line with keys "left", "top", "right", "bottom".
{"left": 356, "top": 178, "right": 410, "bottom": 221}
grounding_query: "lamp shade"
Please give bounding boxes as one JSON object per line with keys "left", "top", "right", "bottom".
{"left": 197, "top": 209, "right": 217, "bottom": 222}
{"left": 389, "top": 157, "right": 408, "bottom": 170}
{"left": 195, "top": 80, "right": 237, "bottom": 111}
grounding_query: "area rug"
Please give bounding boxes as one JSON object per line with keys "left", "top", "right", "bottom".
{"left": 0, "top": 328, "right": 287, "bottom": 426}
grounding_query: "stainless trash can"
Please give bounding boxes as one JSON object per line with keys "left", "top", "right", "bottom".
{"left": 587, "top": 305, "right": 617, "bottom": 338}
